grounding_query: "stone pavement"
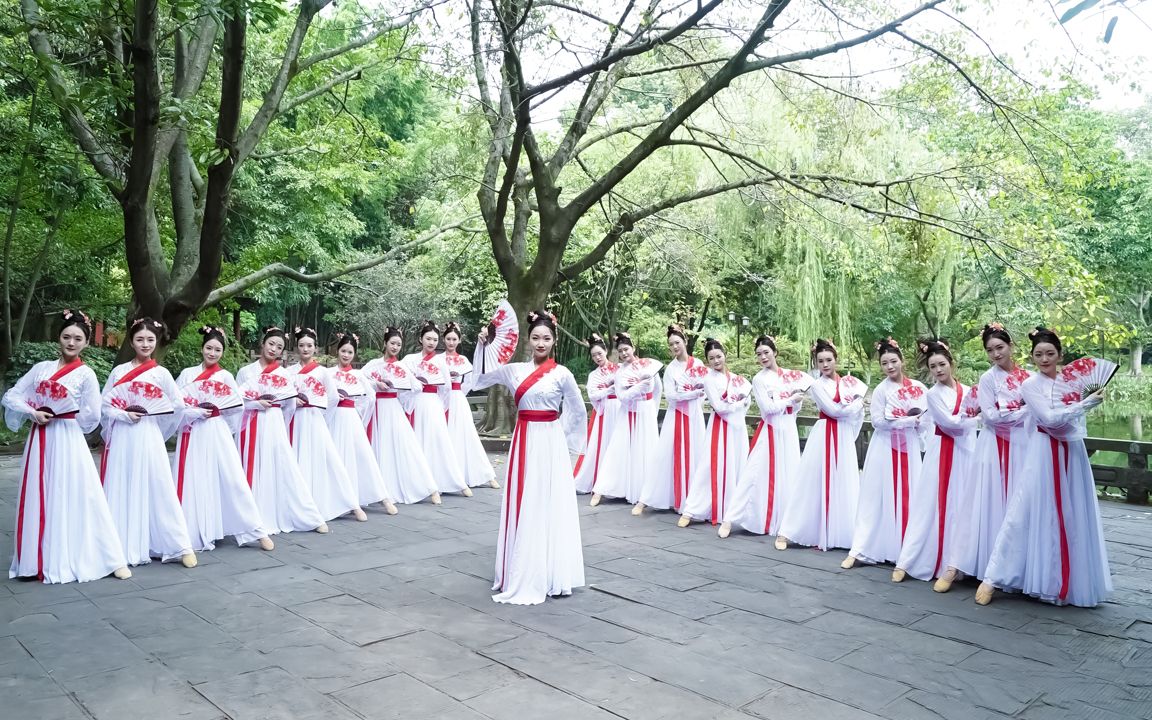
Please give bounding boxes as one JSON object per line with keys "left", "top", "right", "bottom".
{"left": 2, "top": 451, "right": 1151, "bottom": 720}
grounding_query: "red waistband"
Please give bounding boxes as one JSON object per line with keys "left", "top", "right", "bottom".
{"left": 819, "top": 411, "right": 836, "bottom": 422}
{"left": 518, "top": 410, "right": 559, "bottom": 422}
{"left": 451, "top": 382, "right": 463, "bottom": 391}
{"left": 51, "top": 411, "right": 79, "bottom": 420}
{"left": 606, "top": 394, "right": 618, "bottom": 400}
{"left": 337, "top": 398, "right": 357, "bottom": 408}
{"left": 376, "top": 391, "right": 398, "bottom": 399}
{"left": 422, "top": 385, "right": 439, "bottom": 394}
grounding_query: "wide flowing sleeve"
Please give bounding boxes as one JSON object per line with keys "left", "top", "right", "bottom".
{"left": 616, "top": 371, "right": 653, "bottom": 404}
{"left": 354, "top": 371, "right": 375, "bottom": 425}
{"left": 469, "top": 342, "right": 517, "bottom": 393}
{"left": 101, "top": 364, "right": 133, "bottom": 439}
{"left": 663, "top": 364, "right": 701, "bottom": 403}
{"left": 2, "top": 362, "right": 40, "bottom": 431}
{"left": 753, "top": 373, "right": 789, "bottom": 419}
{"left": 217, "top": 370, "right": 244, "bottom": 434}
{"left": 586, "top": 370, "right": 609, "bottom": 413}
{"left": 702, "top": 373, "right": 749, "bottom": 419}
{"left": 322, "top": 368, "right": 341, "bottom": 424}
{"left": 810, "top": 378, "right": 854, "bottom": 419}
{"left": 237, "top": 365, "right": 266, "bottom": 413}
{"left": 175, "top": 367, "right": 201, "bottom": 433}
{"left": 74, "top": 366, "right": 103, "bottom": 434}
{"left": 1020, "top": 378, "right": 1087, "bottom": 433}
{"left": 153, "top": 368, "right": 182, "bottom": 440}
{"left": 559, "top": 369, "right": 588, "bottom": 456}
{"left": 927, "top": 385, "right": 977, "bottom": 436}
{"left": 869, "top": 381, "right": 897, "bottom": 431}
{"left": 979, "top": 371, "right": 1029, "bottom": 428}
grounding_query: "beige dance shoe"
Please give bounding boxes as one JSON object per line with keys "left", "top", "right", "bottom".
{"left": 717, "top": 522, "right": 731, "bottom": 539}
{"left": 933, "top": 568, "right": 958, "bottom": 593}
{"left": 489, "top": 478, "right": 500, "bottom": 489}
{"left": 840, "top": 555, "right": 856, "bottom": 570}
{"left": 676, "top": 514, "right": 691, "bottom": 528}
{"left": 431, "top": 492, "right": 443, "bottom": 505}
{"left": 891, "top": 568, "right": 907, "bottom": 583}
{"left": 589, "top": 493, "right": 602, "bottom": 507}
{"left": 631, "top": 503, "right": 646, "bottom": 516}
{"left": 315, "top": 522, "right": 330, "bottom": 533}
{"left": 181, "top": 552, "right": 198, "bottom": 568}
{"left": 353, "top": 508, "right": 368, "bottom": 522}
{"left": 258, "top": 537, "right": 275, "bottom": 551}
{"left": 112, "top": 567, "right": 132, "bottom": 580}
{"left": 974, "top": 581, "right": 996, "bottom": 605}
{"left": 384, "top": 500, "right": 399, "bottom": 515}
{"left": 774, "top": 536, "right": 789, "bottom": 551}
{"left": 462, "top": 488, "right": 474, "bottom": 497}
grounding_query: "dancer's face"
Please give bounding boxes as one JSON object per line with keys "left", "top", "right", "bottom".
{"left": 589, "top": 345, "right": 606, "bottom": 367}
{"left": 879, "top": 351, "right": 904, "bottom": 380}
{"left": 297, "top": 336, "right": 316, "bottom": 361}
{"left": 202, "top": 338, "right": 223, "bottom": 366}
{"left": 59, "top": 326, "right": 88, "bottom": 361}
{"left": 132, "top": 328, "right": 157, "bottom": 360}
{"left": 816, "top": 350, "right": 837, "bottom": 377}
{"left": 530, "top": 327, "right": 554, "bottom": 361}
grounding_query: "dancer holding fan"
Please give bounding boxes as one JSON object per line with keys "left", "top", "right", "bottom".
{"left": 237, "top": 327, "right": 328, "bottom": 535}
{"left": 101, "top": 317, "right": 197, "bottom": 568}
{"left": 173, "top": 326, "right": 274, "bottom": 552}
{"left": 440, "top": 321, "right": 498, "bottom": 489}
{"left": 286, "top": 327, "right": 366, "bottom": 523}
{"left": 404, "top": 321, "right": 472, "bottom": 497}
{"left": 329, "top": 331, "right": 398, "bottom": 515}
{"left": 977, "top": 327, "right": 1113, "bottom": 607}
{"left": 842, "top": 338, "right": 927, "bottom": 569}
{"left": 573, "top": 334, "right": 620, "bottom": 495}
{"left": 474, "top": 306, "right": 588, "bottom": 605}
{"left": 3, "top": 310, "right": 130, "bottom": 583}
{"left": 720, "top": 335, "right": 810, "bottom": 540}
{"left": 363, "top": 327, "right": 441, "bottom": 505}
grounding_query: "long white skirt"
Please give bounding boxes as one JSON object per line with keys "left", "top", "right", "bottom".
{"left": 593, "top": 402, "right": 659, "bottom": 503}
{"left": 10, "top": 420, "right": 126, "bottom": 583}
{"left": 446, "top": 389, "right": 496, "bottom": 487}
{"left": 640, "top": 405, "right": 708, "bottom": 511}
{"left": 896, "top": 432, "right": 971, "bottom": 580}
{"left": 983, "top": 435, "right": 1112, "bottom": 607}
{"left": 290, "top": 406, "right": 360, "bottom": 521}
{"left": 726, "top": 416, "right": 801, "bottom": 535}
{"left": 330, "top": 406, "right": 390, "bottom": 506}
{"left": 493, "top": 418, "right": 584, "bottom": 605}
{"left": 849, "top": 428, "right": 922, "bottom": 565}
{"left": 369, "top": 396, "right": 438, "bottom": 504}
{"left": 411, "top": 391, "right": 469, "bottom": 494}
{"left": 779, "top": 417, "right": 859, "bottom": 550}
{"left": 574, "top": 399, "right": 621, "bottom": 494}
{"left": 101, "top": 418, "right": 193, "bottom": 565}
{"left": 682, "top": 415, "right": 749, "bottom": 524}
{"left": 238, "top": 408, "right": 325, "bottom": 534}
{"left": 947, "top": 425, "right": 1030, "bottom": 578}
{"left": 172, "top": 417, "right": 266, "bottom": 551}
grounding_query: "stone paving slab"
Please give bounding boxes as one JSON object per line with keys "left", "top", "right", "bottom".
{"left": 1, "top": 451, "right": 1151, "bottom": 720}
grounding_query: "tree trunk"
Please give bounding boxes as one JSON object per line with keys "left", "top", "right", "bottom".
{"left": 1132, "top": 340, "right": 1145, "bottom": 377}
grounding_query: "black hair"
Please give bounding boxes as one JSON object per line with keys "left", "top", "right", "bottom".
{"left": 982, "top": 323, "right": 1013, "bottom": 348}
{"left": 587, "top": 333, "right": 607, "bottom": 353}
{"left": 418, "top": 320, "right": 439, "bottom": 339}
{"left": 754, "top": 335, "right": 777, "bottom": 353}
{"left": 917, "top": 338, "right": 954, "bottom": 368}
{"left": 58, "top": 309, "right": 93, "bottom": 341}
{"left": 703, "top": 337, "right": 725, "bottom": 356}
{"left": 667, "top": 324, "right": 687, "bottom": 342}
{"left": 333, "top": 330, "right": 358, "bottom": 352}
{"left": 1028, "top": 326, "right": 1062, "bottom": 355}
{"left": 129, "top": 316, "right": 164, "bottom": 339}
{"left": 293, "top": 326, "right": 318, "bottom": 342}
{"left": 613, "top": 331, "right": 634, "bottom": 349}
{"left": 442, "top": 321, "right": 462, "bottom": 339}
{"left": 199, "top": 325, "right": 227, "bottom": 348}
{"left": 382, "top": 326, "right": 403, "bottom": 343}
{"left": 811, "top": 338, "right": 838, "bottom": 360}
{"left": 261, "top": 326, "right": 287, "bottom": 344}
{"left": 875, "top": 336, "right": 902, "bottom": 361}
{"left": 526, "top": 310, "right": 557, "bottom": 334}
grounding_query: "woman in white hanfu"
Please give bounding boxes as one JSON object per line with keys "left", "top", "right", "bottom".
{"left": 101, "top": 317, "right": 197, "bottom": 568}
{"left": 976, "top": 327, "right": 1112, "bottom": 608}
{"left": 590, "top": 332, "right": 662, "bottom": 506}
{"left": 403, "top": 321, "right": 472, "bottom": 497}
{"left": 634, "top": 325, "right": 708, "bottom": 515}
{"left": 173, "top": 326, "right": 274, "bottom": 552}
{"left": 842, "top": 338, "right": 927, "bottom": 569}
{"left": 440, "top": 321, "right": 498, "bottom": 489}
{"left": 362, "top": 327, "right": 441, "bottom": 505}
{"left": 328, "top": 331, "right": 398, "bottom": 516}
{"left": 949, "top": 324, "right": 1033, "bottom": 583}
{"left": 720, "top": 335, "right": 809, "bottom": 540}
{"left": 474, "top": 308, "right": 588, "bottom": 605}
{"left": 573, "top": 334, "right": 620, "bottom": 495}
{"left": 678, "top": 339, "right": 751, "bottom": 528}
{"left": 236, "top": 326, "right": 328, "bottom": 535}
{"left": 893, "top": 339, "right": 979, "bottom": 588}
{"left": 777, "top": 338, "right": 865, "bottom": 551}
{"left": 286, "top": 327, "right": 365, "bottom": 523}
{"left": 3, "top": 309, "right": 130, "bottom": 583}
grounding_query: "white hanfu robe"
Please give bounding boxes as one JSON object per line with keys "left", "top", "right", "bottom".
{"left": 236, "top": 361, "right": 326, "bottom": 534}
{"left": 681, "top": 369, "right": 751, "bottom": 524}
{"left": 574, "top": 362, "right": 621, "bottom": 494}
{"left": 848, "top": 377, "right": 928, "bottom": 565}
{"left": 982, "top": 374, "right": 1112, "bottom": 607}
{"left": 471, "top": 351, "right": 587, "bottom": 605}
{"left": 403, "top": 351, "right": 469, "bottom": 494}
{"left": 592, "top": 357, "right": 663, "bottom": 503}
{"left": 950, "top": 365, "right": 1034, "bottom": 579}
{"left": 329, "top": 366, "right": 391, "bottom": 507}
{"left": 725, "top": 367, "right": 807, "bottom": 536}
{"left": 362, "top": 357, "right": 439, "bottom": 504}
{"left": 639, "top": 357, "right": 709, "bottom": 511}
{"left": 3, "top": 359, "right": 127, "bottom": 583}
{"left": 286, "top": 362, "right": 360, "bottom": 521}
{"left": 779, "top": 374, "right": 865, "bottom": 550}
{"left": 173, "top": 364, "right": 267, "bottom": 550}
{"left": 439, "top": 351, "right": 496, "bottom": 488}
{"left": 100, "top": 361, "right": 194, "bottom": 565}
{"left": 897, "top": 381, "right": 978, "bottom": 581}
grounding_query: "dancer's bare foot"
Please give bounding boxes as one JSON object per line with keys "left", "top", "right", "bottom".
{"left": 975, "top": 581, "right": 996, "bottom": 605}
{"left": 718, "top": 522, "right": 731, "bottom": 539}
{"left": 258, "top": 537, "right": 275, "bottom": 551}
{"left": 631, "top": 503, "right": 645, "bottom": 516}
{"left": 315, "top": 522, "right": 330, "bottom": 534}
{"left": 774, "top": 536, "right": 789, "bottom": 551}
{"left": 181, "top": 552, "right": 198, "bottom": 568}
{"left": 353, "top": 507, "right": 368, "bottom": 522}
{"left": 933, "top": 568, "right": 958, "bottom": 593}
{"left": 384, "top": 500, "right": 399, "bottom": 515}
{"left": 589, "top": 493, "right": 602, "bottom": 507}
{"left": 462, "top": 487, "right": 473, "bottom": 497}
{"left": 677, "top": 514, "right": 691, "bottom": 528}
{"left": 113, "top": 566, "right": 132, "bottom": 580}
{"left": 891, "top": 568, "right": 907, "bottom": 583}
{"left": 841, "top": 555, "right": 856, "bottom": 569}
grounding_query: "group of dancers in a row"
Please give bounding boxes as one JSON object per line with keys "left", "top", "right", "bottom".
{"left": 4, "top": 312, "right": 508, "bottom": 586}
{"left": 576, "top": 323, "right": 1112, "bottom": 608}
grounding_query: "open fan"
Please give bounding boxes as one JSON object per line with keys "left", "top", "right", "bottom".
{"left": 838, "top": 375, "right": 866, "bottom": 404}
{"left": 410, "top": 356, "right": 447, "bottom": 386}
{"left": 294, "top": 372, "right": 330, "bottom": 409}
{"left": 886, "top": 379, "right": 928, "bottom": 420}
{"left": 443, "top": 352, "right": 473, "bottom": 381}
{"left": 483, "top": 300, "right": 519, "bottom": 371}
{"left": 242, "top": 367, "right": 300, "bottom": 403}
{"left": 366, "top": 360, "right": 412, "bottom": 392}
{"left": 107, "top": 380, "right": 174, "bottom": 416}
{"left": 333, "top": 369, "right": 367, "bottom": 398}
{"left": 1056, "top": 356, "right": 1119, "bottom": 403}
{"left": 29, "top": 379, "right": 80, "bottom": 417}
{"left": 182, "top": 378, "right": 243, "bottom": 412}
{"left": 780, "top": 369, "right": 812, "bottom": 400}
{"left": 960, "top": 384, "right": 982, "bottom": 418}
{"left": 723, "top": 373, "right": 751, "bottom": 401}
{"left": 621, "top": 358, "right": 663, "bottom": 390}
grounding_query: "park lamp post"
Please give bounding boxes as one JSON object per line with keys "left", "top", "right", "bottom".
{"left": 728, "top": 311, "right": 750, "bottom": 358}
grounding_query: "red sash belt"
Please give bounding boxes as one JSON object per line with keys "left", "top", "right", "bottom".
{"left": 932, "top": 426, "right": 956, "bottom": 576}
{"left": 785, "top": 406, "right": 793, "bottom": 415}
{"left": 376, "top": 391, "right": 398, "bottom": 399}
{"left": 818, "top": 411, "right": 840, "bottom": 532}
{"left": 673, "top": 409, "right": 691, "bottom": 511}
{"left": 16, "top": 412, "right": 77, "bottom": 579}
{"left": 606, "top": 394, "right": 618, "bottom": 400}
{"left": 517, "top": 410, "right": 558, "bottom": 422}
{"left": 451, "top": 382, "right": 463, "bottom": 391}
{"left": 51, "top": 411, "right": 78, "bottom": 420}
{"left": 337, "top": 398, "right": 357, "bottom": 408}
{"left": 1038, "top": 427, "right": 1071, "bottom": 602}
{"left": 422, "top": 385, "right": 439, "bottom": 394}
{"left": 499, "top": 408, "right": 560, "bottom": 590}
